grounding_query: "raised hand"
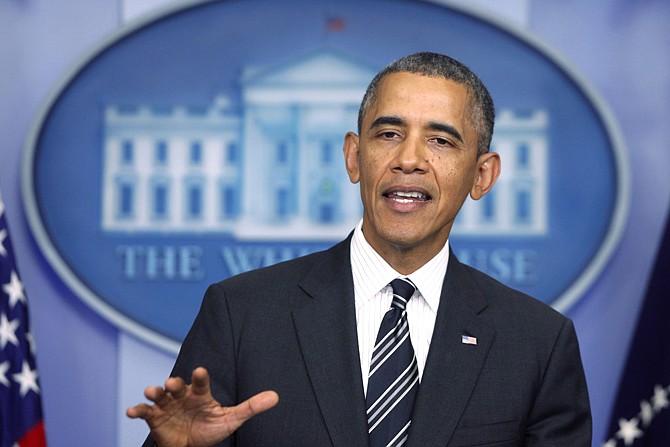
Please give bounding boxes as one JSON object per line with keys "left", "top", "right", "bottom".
{"left": 126, "top": 367, "right": 279, "bottom": 447}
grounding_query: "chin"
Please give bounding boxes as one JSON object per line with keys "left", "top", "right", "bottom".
{"left": 385, "top": 233, "right": 427, "bottom": 251}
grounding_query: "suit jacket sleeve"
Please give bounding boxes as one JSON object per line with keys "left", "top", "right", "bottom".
{"left": 143, "top": 283, "right": 238, "bottom": 447}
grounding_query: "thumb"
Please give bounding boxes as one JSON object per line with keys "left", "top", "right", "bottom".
{"left": 230, "top": 391, "right": 279, "bottom": 425}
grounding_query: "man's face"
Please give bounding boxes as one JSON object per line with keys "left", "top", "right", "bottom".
{"left": 344, "top": 72, "right": 499, "bottom": 271}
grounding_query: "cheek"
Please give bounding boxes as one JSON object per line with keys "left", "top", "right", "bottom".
{"left": 366, "top": 152, "right": 384, "bottom": 166}
{"left": 436, "top": 166, "right": 473, "bottom": 195}
{"left": 360, "top": 156, "right": 384, "bottom": 181}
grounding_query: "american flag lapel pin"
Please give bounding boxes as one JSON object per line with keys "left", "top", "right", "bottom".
{"left": 461, "top": 334, "right": 478, "bottom": 345}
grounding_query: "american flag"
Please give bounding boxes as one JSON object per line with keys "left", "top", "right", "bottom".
{"left": 461, "top": 335, "right": 477, "bottom": 345}
{"left": 0, "top": 192, "right": 47, "bottom": 447}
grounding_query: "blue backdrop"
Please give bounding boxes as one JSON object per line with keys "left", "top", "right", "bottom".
{"left": 1, "top": 1, "right": 669, "bottom": 446}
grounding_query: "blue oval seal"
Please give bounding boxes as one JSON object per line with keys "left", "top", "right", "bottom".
{"left": 23, "top": 0, "right": 629, "bottom": 352}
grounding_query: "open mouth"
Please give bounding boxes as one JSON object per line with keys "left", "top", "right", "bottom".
{"left": 384, "top": 190, "right": 431, "bottom": 203}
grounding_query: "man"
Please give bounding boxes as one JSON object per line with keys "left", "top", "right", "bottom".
{"left": 128, "top": 52, "right": 592, "bottom": 446}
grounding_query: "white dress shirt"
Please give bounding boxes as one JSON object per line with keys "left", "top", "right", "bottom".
{"left": 350, "top": 219, "right": 449, "bottom": 395}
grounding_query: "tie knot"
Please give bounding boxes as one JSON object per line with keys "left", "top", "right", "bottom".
{"left": 390, "top": 278, "right": 416, "bottom": 310}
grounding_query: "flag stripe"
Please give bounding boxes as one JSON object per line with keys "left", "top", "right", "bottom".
{"left": 0, "top": 191, "right": 47, "bottom": 447}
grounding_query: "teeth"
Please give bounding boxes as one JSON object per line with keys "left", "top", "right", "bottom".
{"left": 389, "top": 191, "right": 427, "bottom": 203}
{"left": 395, "top": 191, "right": 425, "bottom": 199}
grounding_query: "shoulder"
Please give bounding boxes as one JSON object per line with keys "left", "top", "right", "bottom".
{"left": 449, "top": 256, "right": 585, "bottom": 386}
{"left": 453, "top": 255, "right": 569, "bottom": 334}
{"left": 204, "top": 236, "right": 351, "bottom": 302}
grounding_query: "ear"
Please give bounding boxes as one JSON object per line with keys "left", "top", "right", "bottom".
{"left": 343, "top": 131, "right": 361, "bottom": 184}
{"left": 470, "top": 152, "right": 501, "bottom": 200}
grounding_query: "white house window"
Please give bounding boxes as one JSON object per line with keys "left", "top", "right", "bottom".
{"left": 220, "top": 184, "right": 239, "bottom": 219}
{"left": 226, "top": 142, "right": 238, "bottom": 164}
{"left": 321, "top": 141, "right": 333, "bottom": 165}
{"left": 277, "top": 141, "right": 288, "bottom": 164}
{"left": 184, "top": 178, "right": 205, "bottom": 220}
{"left": 516, "top": 142, "right": 530, "bottom": 170}
{"left": 115, "top": 177, "right": 136, "bottom": 219}
{"left": 155, "top": 140, "right": 168, "bottom": 165}
{"left": 190, "top": 141, "right": 202, "bottom": 165}
{"left": 121, "top": 140, "right": 134, "bottom": 166}
{"left": 151, "top": 178, "right": 170, "bottom": 220}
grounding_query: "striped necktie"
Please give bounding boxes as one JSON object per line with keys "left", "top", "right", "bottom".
{"left": 366, "top": 278, "right": 419, "bottom": 447}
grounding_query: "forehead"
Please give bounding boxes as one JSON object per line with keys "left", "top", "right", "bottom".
{"left": 365, "top": 72, "right": 472, "bottom": 125}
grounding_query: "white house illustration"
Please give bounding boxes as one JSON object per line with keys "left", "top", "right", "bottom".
{"left": 101, "top": 49, "right": 548, "bottom": 239}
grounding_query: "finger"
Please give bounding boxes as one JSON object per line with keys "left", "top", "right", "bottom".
{"left": 126, "top": 403, "right": 152, "bottom": 419}
{"left": 248, "top": 390, "right": 279, "bottom": 415}
{"left": 164, "top": 376, "right": 187, "bottom": 399}
{"left": 190, "top": 367, "right": 212, "bottom": 397}
{"left": 232, "top": 391, "right": 279, "bottom": 424}
{"left": 144, "top": 386, "right": 168, "bottom": 404}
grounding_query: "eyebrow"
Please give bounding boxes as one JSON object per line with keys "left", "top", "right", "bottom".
{"left": 427, "top": 121, "right": 464, "bottom": 143}
{"left": 368, "top": 115, "right": 464, "bottom": 143}
{"left": 369, "top": 115, "right": 406, "bottom": 130}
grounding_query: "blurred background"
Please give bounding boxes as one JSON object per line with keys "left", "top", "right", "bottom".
{"left": 1, "top": 0, "right": 669, "bottom": 446}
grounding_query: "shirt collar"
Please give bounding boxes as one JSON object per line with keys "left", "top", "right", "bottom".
{"left": 350, "top": 219, "right": 449, "bottom": 313}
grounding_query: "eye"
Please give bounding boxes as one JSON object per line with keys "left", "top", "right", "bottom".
{"left": 432, "top": 136, "right": 452, "bottom": 147}
{"left": 378, "top": 130, "right": 401, "bottom": 140}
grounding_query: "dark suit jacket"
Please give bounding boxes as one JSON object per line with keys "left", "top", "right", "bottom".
{"left": 144, "top": 236, "right": 591, "bottom": 446}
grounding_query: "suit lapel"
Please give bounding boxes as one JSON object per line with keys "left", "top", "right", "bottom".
{"left": 407, "top": 252, "right": 496, "bottom": 447}
{"left": 291, "top": 238, "right": 369, "bottom": 447}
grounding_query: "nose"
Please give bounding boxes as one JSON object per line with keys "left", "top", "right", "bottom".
{"left": 392, "top": 136, "right": 429, "bottom": 174}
